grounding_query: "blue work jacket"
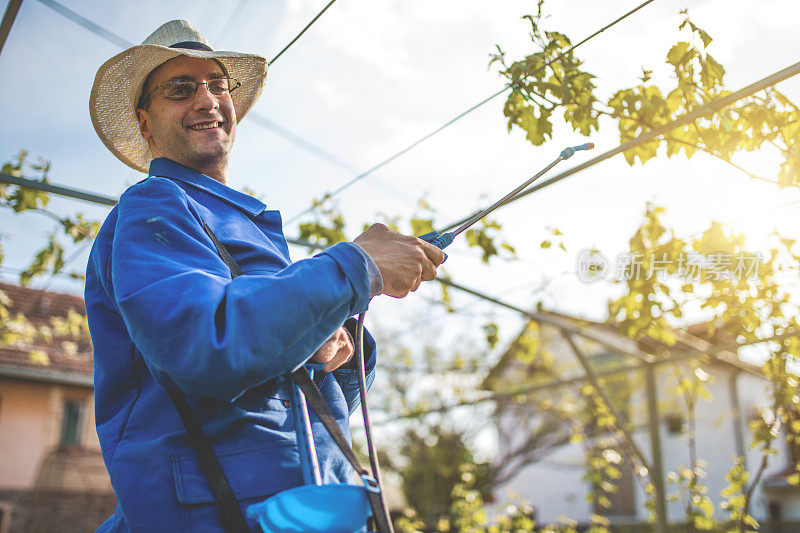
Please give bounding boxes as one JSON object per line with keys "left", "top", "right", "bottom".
{"left": 85, "top": 158, "right": 377, "bottom": 532}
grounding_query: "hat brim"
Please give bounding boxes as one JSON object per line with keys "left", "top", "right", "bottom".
{"left": 89, "top": 45, "right": 267, "bottom": 173}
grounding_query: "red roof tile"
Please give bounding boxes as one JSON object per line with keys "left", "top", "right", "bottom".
{"left": 0, "top": 283, "right": 93, "bottom": 378}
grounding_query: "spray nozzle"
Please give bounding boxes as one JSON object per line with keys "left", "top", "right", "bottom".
{"left": 560, "top": 142, "right": 595, "bottom": 160}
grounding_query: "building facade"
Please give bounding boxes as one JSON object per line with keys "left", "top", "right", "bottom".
{"left": 0, "top": 283, "right": 114, "bottom": 533}
{"left": 484, "top": 312, "right": 800, "bottom": 530}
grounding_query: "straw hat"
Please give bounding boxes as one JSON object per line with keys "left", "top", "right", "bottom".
{"left": 89, "top": 20, "right": 268, "bottom": 173}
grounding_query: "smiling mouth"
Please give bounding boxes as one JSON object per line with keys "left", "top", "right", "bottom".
{"left": 189, "top": 121, "right": 223, "bottom": 131}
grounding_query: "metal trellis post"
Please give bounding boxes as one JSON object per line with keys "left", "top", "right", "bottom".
{"left": 645, "top": 363, "right": 667, "bottom": 533}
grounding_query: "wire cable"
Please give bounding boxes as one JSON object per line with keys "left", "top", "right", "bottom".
{"left": 247, "top": 111, "right": 358, "bottom": 172}
{"left": 269, "top": 0, "right": 337, "bottom": 65}
{"left": 216, "top": 0, "right": 250, "bottom": 46}
{"left": 371, "top": 327, "right": 799, "bottom": 426}
{"left": 36, "top": 0, "right": 133, "bottom": 47}
{"left": 36, "top": 0, "right": 350, "bottom": 175}
{"left": 286, "top": 0, "right": 658, "bottom": 223}
{"left": 39, "top": 240, "right": 92, "bottom": 292}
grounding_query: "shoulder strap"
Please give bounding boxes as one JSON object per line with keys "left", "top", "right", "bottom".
{"left": 290, "top": 368, "right": 368, "bottom": 475}
{"left": 162, "top": 222, "right": 251, "bottom": 532}
{"left": 166, "top": 389, "right": 251, "bottom": 532}
{"left": 192, "top": 220, "right": 392, "bottom": 533}
{"left": 290, "top": 345, "right": 394, "bottom": 533}
{"left": 203, "top": 221, "right": 244, "bottom": 277}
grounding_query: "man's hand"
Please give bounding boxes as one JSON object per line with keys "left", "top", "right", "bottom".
{"left": 311, "top": 327, "right": 354, "bottom": 372}
{"left": 353, "top": 223, "right": 446, "bottom": 298}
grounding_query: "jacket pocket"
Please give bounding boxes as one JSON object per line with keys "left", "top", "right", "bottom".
{"left": 171, "top": 443, "right": 303, "bottom": 504}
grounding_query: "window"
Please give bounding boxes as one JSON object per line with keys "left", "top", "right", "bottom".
{"left": 664, "top": 411, "right": 686, "bottom": 435}
{"left": 768, "top": 501, "right": 782, "bottom": 523}
{"left": 604, "top": 455, "right": 635, "bottom": 517}
{"left": 60, "top": 400, "right": 83, "bottom": 447}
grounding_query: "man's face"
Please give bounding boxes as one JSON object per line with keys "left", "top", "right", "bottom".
{"left": 136, "top": 56, "right": 236, "bottom": 174}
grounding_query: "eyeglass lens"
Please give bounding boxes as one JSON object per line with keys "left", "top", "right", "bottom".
{"left": 162, "top": 79, "right": 235, "bottom": 99}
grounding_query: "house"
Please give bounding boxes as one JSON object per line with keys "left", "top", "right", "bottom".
{"left": 483, "top": 309, "right": 800, "bottom": 529}
{"left": 0, "top": 282, "right": 115, "bottom": 533}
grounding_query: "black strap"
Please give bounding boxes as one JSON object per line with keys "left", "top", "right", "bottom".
{"left": 165, "top": 390, "right": 251, "bottom": 533}
{"left": 290, "top": 368, "right": 368, "bottom": 475}
{"left": 203, "top": 222, "right": 244, "bottom": 277}
{"left": 203, "top": 221, "right": 370, "bottom": 475}
{"left": 290, "top": 366, "right": 394, "bottom": 533}
{"left": 162, "top": 222, "right": 251, "bottom": 532}
{"left": 189, "top": 220, "right": 392, "bottom": 532}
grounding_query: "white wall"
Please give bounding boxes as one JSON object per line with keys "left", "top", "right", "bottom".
{"left": 492, "top": 362, "right": 795, "bottom": 525}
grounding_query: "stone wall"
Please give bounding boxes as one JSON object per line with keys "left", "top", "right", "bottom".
{"left": 0, "top": 490, "right": 116, "bottom": 533}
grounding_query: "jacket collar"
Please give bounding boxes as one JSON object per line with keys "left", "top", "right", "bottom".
{"left": 148, "top": 158, "right": 266, "bottom": 217}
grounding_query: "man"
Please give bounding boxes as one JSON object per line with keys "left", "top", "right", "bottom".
{"left": 85, "top": 20, "right": 444, "bottom": 531}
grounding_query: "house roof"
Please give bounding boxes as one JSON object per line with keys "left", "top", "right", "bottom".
{"left": 763, "top": 464, "right": 800, "bottom": 492}
{"left": 1, "top": 282, "right": 86, "bottom": 324}
{"left": 0, "top": 282, "right": 93, "bottom": 387}
{"left": 481, "top": 308, "right": 764, "bottom": 392}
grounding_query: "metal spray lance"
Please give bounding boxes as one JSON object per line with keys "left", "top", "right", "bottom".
{"left": 345, "top": 142, "right": 596, "bottom": 533}
{"left": 418, "top": 143, "right": 595, "bottom": 252}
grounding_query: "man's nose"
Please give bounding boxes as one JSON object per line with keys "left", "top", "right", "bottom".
{"left": 192, "top": 83, "right": 220, "bottom": 111}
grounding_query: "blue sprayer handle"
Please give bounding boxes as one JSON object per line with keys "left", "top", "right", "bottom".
{"left": 418, "top": 231, "right": 454, "bottom": 262}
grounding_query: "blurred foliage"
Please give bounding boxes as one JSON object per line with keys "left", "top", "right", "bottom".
{"left": 0, "top": 151, "right": 99, "bottom": 362}
{"left": 720, "top": 456, "right": 758, "bottom": 532}
{"left": 297, "top": 195, "right": 348, "bottom": 246}
{"left": 1, "top": 149, "right": 51, "bottom": 211}
{"left": 464, "top": 218, "right": 516, "bottom": 264}
{"left": 1, "top": 150, "right": 100, "bottom": 285}
{"left": 394, "top": 463, "right": 543, "bottom": 533}
{"left": 482, "top": 322, "right": 500, "bottom": 350}
{"left": 493, "top": 9, "right": 800, "bottom": 187}
{"left": 381, "top": 424, "right": 491, "bottom": 525}
{"left": 297, "top": 190, "right": 517, "bottom": 267}
{"left": 585, "top": 444, "right": 623, "bottom": 512}
{"left": 607, "top": 201, "right": 800, "bottom": 531}
{"left": 539, "top": 226, "right": 567, "bottom": 253}
{"left": 663, "top": 363, "right": 716, "bottom": 532}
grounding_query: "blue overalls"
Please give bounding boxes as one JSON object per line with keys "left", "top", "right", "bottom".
{"left": 85, "top": 158, "right": 377, "bottom": 531}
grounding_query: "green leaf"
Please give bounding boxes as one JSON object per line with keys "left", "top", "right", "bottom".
{"left": 700, "top": 54, "right": 725, "bottom": 88}
{"left": 482, "top": 322, "right": 499, "bottom": 349}
{"left": 410, "top": 218, "right": 434, "bottom": 236}
{"left": 667, "top": 42, "right": 692, "bottom": 67}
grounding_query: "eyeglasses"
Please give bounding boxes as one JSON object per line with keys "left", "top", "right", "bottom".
{"left": 138, "top": 77, "right": 241, "bottom": 107}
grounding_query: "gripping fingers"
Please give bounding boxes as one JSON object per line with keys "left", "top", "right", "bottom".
{"left": 321, "top": 329, "right": 354, "bottom": 371}
{"left": 420, "top": 256, "right": 437, "bottom": 281}
{"left": 323, "top": 343, "right": 352, "bottom": 372}
{"left": 416, "top": 240, "right": 440, "bottom": 282}
{"left": 410, "top": 276, "right": 423, "bottom": 293}
{"left": 418, "top": 238, "right": 447, "bottom": 266}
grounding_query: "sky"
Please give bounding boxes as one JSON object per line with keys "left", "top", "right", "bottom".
{"left": 2, "top": 0, "right": 800, "bottom": 366}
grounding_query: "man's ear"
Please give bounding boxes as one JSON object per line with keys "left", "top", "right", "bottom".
{"left": 136, "top": 108, "right": 152, "bottom": 143}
